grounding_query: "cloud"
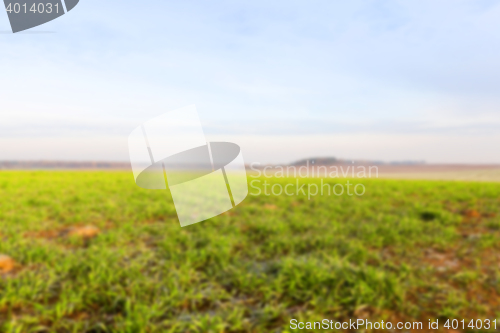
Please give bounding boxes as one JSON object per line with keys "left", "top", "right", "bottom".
{"left": 1, "top": 0, "right": 500, "bottom": 162}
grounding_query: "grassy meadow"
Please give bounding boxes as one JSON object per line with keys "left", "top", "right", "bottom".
{"left": 1, "top": 171, "right": 500, "bottom": 332}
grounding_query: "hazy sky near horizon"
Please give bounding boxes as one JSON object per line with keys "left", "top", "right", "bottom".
{"left": 1, "top": 0, "right": 500, "bottom": 164}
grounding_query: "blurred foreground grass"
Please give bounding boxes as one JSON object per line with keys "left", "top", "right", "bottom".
{"left": 1, "top": 171, "right": 500, "bottom": 332}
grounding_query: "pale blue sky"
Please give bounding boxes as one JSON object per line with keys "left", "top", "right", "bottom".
{"left": 1, "top": 0, "right": 500, "bottom": 163}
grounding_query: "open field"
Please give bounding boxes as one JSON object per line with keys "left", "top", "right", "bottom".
{"left": 1, "top": 171, "right": 500, "bottom": 332}
{"left": 376, "top": 165, "right": 500, "bottom": 182}
{"left": 252, "top": 163, "right": 500, "bottom": 183}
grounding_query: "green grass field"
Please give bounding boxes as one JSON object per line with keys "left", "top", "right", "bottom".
{"left": 1, "top": 171, "right": 500, "bottom": 332}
